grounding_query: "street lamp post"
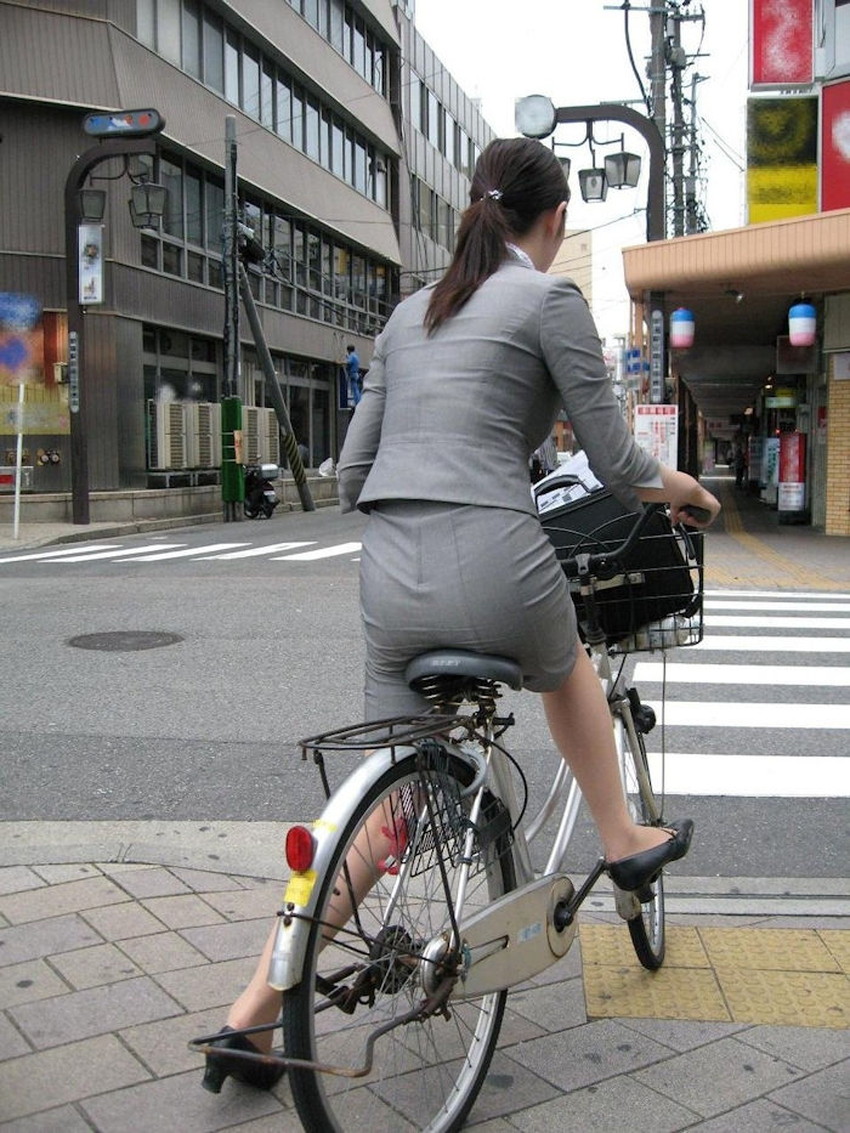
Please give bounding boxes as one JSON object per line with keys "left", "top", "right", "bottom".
{"left": 64, "top": 110, "right": 165, "bottom": 524}
{"left": 516, "top": 96, "right": 668, "bottom": 403}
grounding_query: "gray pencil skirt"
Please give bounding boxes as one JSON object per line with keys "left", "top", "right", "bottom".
{"left": 359, "top": 500, "right": 579, "bottom": 720}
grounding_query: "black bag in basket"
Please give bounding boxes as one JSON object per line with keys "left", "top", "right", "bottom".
{"left": 539, "top": 488, "right": 698, "bottom": 644}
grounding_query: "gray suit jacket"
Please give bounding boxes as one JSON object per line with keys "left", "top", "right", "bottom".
{"left": 338, "top": 258, "right": 662, "bottom": 515}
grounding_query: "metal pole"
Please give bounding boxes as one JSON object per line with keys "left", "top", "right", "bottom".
{"left": 64, "top": 137, "right": 156, "bottom": 524}
{"left": 238, "top": 264, "right": 315, "bottom": 512}
{"left": 221, "top": 116, "right": 242, "bottom": 521}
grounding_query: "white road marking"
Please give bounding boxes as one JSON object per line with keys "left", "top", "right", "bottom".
{"left": 646, "top": 753, "right": 850, "bottom": 797}
{"left": 45, "top": 544, "right": 186, "bottom": 563}
{"left": 0, "top": 545, "right": 121, "bottom": 563}
{"left": 704, "top": 589, "right": 850, "bottom": 600}
{"left": 705, "top": 599, "right": 850, "bottom": 613}
{"left": 634, "top": 662, "right": 850, "bottom": 686}
{"left": 194, "top": 541, "right": 315, "bottom": 559}
{"left": 707, "top": 615, "right": 850, "bottom": 630}
{"left": 119, "top": 543, "right": 250, "bottom": 561}
{"left": 272, "top": 542, "right": 362, "bottom": 561}
{"left": 695, "top": 635, "right": 850, "bottom": 652}
{"left": 645, "top": 700, "right": 850, "bottom": 729}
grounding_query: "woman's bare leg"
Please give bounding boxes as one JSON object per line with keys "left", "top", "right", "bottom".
{"left": 542, "top": 647, "right": 672, "bottom": 863}
{"left": 226, "top": 797, "right": 408, "bottom": 1046}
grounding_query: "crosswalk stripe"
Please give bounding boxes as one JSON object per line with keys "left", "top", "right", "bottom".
{"left": 635, "top": 662, "right": 850, "bottom": 686}
{"left": 705, "top": 599, "right": 850, "bottom": 613}
{"left": 704, "top": 589, "right": 850, "bottom": 600}
{"left": 0, "top": 545, "right": 121, "bottom": 563}
{"left": 645, "top": 753, "right": 850, "bottom": 797}
{"left": 645, "top": 700, "right": 850, "bottom": 729}
{"left": 44, "top": 544, "right": 186, "bottom": 563}
{"left": 272, "top": 542, "right": 362, "bottom": 561}
{"left": 707, "top": 614, "right": 850, "bottom": 630}
{"left": 194, "top": 541, "right": 315, "bottom": 560}
{"left": 120, "top": 543, "right": 250, "bottom": 561}
{"left": 696, "top": 635, "right": 850, "bottom": 652}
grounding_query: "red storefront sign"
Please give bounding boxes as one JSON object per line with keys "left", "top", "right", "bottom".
{"left": 822, "top": 79, "right": 850, "bottom": 211}
{"left": 751, "top": 0, "right": 814, "bottom": 87}
{"left": 778, "top": 431, "right": 806, "bottom": 513}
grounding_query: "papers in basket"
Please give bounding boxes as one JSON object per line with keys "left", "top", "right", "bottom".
{"left": 533, "top": 450, "right": 604, "bottom": 515}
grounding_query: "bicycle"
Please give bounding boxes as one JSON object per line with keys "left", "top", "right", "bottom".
{"left": 191, "top": 500, "right": 705, "bottom": 1131}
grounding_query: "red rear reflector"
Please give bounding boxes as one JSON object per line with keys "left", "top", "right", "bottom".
{"left": 285, "top": 825, "right": 315, "bottom": 872}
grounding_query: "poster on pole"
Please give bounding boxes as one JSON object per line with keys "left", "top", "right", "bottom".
{"left": 79, "top": 224, "right": 104, "bottom": 305}
{"left": 634, "top": 404, "right": 678, "bottom": 467}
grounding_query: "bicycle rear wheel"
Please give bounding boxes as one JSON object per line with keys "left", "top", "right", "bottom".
{"left": 616, "top": 707, "right": 666, "bottom": 970}
{"left": 283, "top": 745, "right": 516, "bottom": 1132}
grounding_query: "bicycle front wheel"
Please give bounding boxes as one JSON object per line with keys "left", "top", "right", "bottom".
{"left": 617, "top": 709, "right": 666, "bottom": 970}
{"left": 283, "top": 745, "right": 516, "bottom": 1132}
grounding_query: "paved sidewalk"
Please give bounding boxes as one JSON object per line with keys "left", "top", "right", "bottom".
{"left": 1, "top": 476, "right": 848, "bottom": 1130}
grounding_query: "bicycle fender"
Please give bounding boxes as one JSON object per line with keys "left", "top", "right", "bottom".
{"left": 267, "top": 745, "right": 420, "bottom": 992}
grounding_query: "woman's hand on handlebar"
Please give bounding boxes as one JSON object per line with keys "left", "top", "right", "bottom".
{"left": 670, "top": 488, "right": 721, "bottom": 528}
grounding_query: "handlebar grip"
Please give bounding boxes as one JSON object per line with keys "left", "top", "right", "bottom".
{"left": 681, "top": 504, "right": 711, "bottom": 523}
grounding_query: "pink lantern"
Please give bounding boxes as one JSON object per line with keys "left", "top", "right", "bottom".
{"left": 669, "top": 308, "right": 695, "bottom": 349}
{"left": 788, "top": 302, "right": 816, "bottom": 347}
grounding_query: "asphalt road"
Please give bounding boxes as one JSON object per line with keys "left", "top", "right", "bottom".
{"left": 1, "top": 508, "right": 846, "bottom": 882}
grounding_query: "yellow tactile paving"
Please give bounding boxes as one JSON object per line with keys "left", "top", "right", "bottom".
{"left": 579, "top": 924, "right": 850, "bottom": 1029}
{"left": 699, "top": 926, "right": 843, "bottom": 973}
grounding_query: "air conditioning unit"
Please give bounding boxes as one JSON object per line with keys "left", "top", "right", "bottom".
{"left": 242, "top": 405, "right": 263, "bottom": 463}
{"left": 147, "top": 400, "right": 187, "bottom": 470}
{"left": 262, "top": 406, "right": 280, "bottom": 465}
{"left": 186, "top": 401, "right": 221, "bottom": 468}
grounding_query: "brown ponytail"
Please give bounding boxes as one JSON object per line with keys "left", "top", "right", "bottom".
{"left": 425, "top": 137, "right": 570, "bottom": 334}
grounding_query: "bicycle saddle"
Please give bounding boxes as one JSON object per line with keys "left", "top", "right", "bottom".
{"left": 405, "top": 649, "right": 523, "bottom": 692}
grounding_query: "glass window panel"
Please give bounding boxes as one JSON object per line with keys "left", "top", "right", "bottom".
{"left": 140, "top": 234, "right": 159, "bottom": 269}
{"left": 137, "top": 0, "right": 155, "bottom": 47}
{"left": 352, "top": 17, "right": 366, "bottom": 76}
{"left": 275, "top": 74, "right": 292, "bottom": 142}
{"left": 291, "top": 85, "right": 304, "bottom": 150}
{"left": 224, "top": 30, "right": 239, "bottom": 104}
{"left": 187, "top": 251, "right": 205, "bottom": 282}
{"left": 334, "top": 246, "right": 349, "bottom": 299}
{"left": 158, "top": 0, "right": 180, "bottom": 65}
{"left": 305, "top": 96, "right": 320, "bottom": 161}
{"left": 208, "top": 258, "right": 223, "bottom": 289}
{"left": 375, "top": 158, "right": 387, "bottom": 208}
{"left": 185, "top": 166, "right": 203, "bottom": 245}
{"left": 351, "top": 254, "right": 365, "bottom": 306}
{"left": 343, "top": 9, "right": 353, "bottom": 62}
{"left": 428, "top": 91, "right": 440, "bottom": 147}
{"left": 160, "top": 158, "right": 184, "bottom": 239}
{"left": 373, "top": 43, "right": 384, "bottom": 94}
{"left": 261, "top": 61, "right": 274, "bottom": 126}
{"left": 320, "top": 109, "right": 331, "bottom": 169}
{"left": 307, "top": 231, "right": 322, "bottom": 291}
{"left": 331, "top": 117, "right": 344, "bottom": 174}
{"left": 317, "top": 0, "right": 328, "bottom": 37}
{"left": 303, "top": 0, "right": 319, "bottom": 27}
{"left": 205, "top": 178, "right": 224, "bottom": 251}
{"left": 162, "top": 242, "right": 183, "bottom": 276}
{"left": 202, "top": 9, "right": 224, "bottom": 92}
{"left": 330, "top": 0, "right": 344, "bottom": 52}
{"left": 293, "top": 225, "right": 307, "bottom": 286}
{"left": 243, "top": 43, "right": 260, "bottom": 118}
{"left": 445, "top": 116, "right": 455, "bottom": 165}
{"left": 409, "top": 74, "right": 420, "bottom": 133}
{"left": 271, "top": 213, "right": 292, "bottom": 279}
{"left": 353, "top": 139, "right": 367, "bottom": 193}
{"left": 182, "top": 0, "right": 201, "bottom": 78}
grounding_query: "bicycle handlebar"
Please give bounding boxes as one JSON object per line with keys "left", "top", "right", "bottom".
{"left": 558, "top": 503, "right": 665, "bottom": 581}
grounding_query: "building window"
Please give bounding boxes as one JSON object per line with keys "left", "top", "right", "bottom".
{"left": 202, "top": 9, "right": 224, "bottom": 92}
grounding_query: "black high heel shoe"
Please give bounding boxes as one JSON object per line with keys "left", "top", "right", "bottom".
{"left": 606, "top": 819, "right": 694, "bottom": 892}
{"left": 201, "top": 1026, "right": 286, "bottom": 1094}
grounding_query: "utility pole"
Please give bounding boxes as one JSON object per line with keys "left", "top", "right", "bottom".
{"left": 668, "top": 12, "right": 687, "bottom": 237}
{"left": 221, "top": 115, "right": 243, "bottom": 521}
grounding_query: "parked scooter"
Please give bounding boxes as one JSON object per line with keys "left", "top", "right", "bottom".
{"left": 244, "top": 463, "right": 280, "bottom": 519}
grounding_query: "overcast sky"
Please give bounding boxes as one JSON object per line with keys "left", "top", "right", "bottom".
{"left": 412, "top": 0, "right": 749, "bottom": 339}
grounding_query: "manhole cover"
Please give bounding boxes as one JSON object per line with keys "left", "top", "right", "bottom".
{"left": 67, "top": 631, "right": 183, "bottom": 652}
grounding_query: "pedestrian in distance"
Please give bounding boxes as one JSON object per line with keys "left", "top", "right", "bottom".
{"left": 201, "top": 136, "right": 721, "bottom": 1093}
{"left": 345, "top": 343, "right": 362, "bottom": 406}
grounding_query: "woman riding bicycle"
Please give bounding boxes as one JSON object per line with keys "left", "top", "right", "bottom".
{"left": 202, "top": 136, "right": 720, "bottom": 1091}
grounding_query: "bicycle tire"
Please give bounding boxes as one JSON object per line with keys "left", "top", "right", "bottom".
{"left": 617, "top": 713, "right": 666, "bottom": 970}
{"left": 283, "top": 746, "right": 517, "bottom": 1132}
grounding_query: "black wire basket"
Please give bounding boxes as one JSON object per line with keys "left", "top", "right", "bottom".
{"left": 540, "top": 490, "right": 704, "bottom": 652}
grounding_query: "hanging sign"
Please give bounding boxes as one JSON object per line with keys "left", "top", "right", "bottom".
{"left": 79, "top": 224, "right": 104, "bottom": 305}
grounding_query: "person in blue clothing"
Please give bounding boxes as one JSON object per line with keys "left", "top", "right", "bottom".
{"left": 345, "top": 343, "right": 362, "bottom": 406}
